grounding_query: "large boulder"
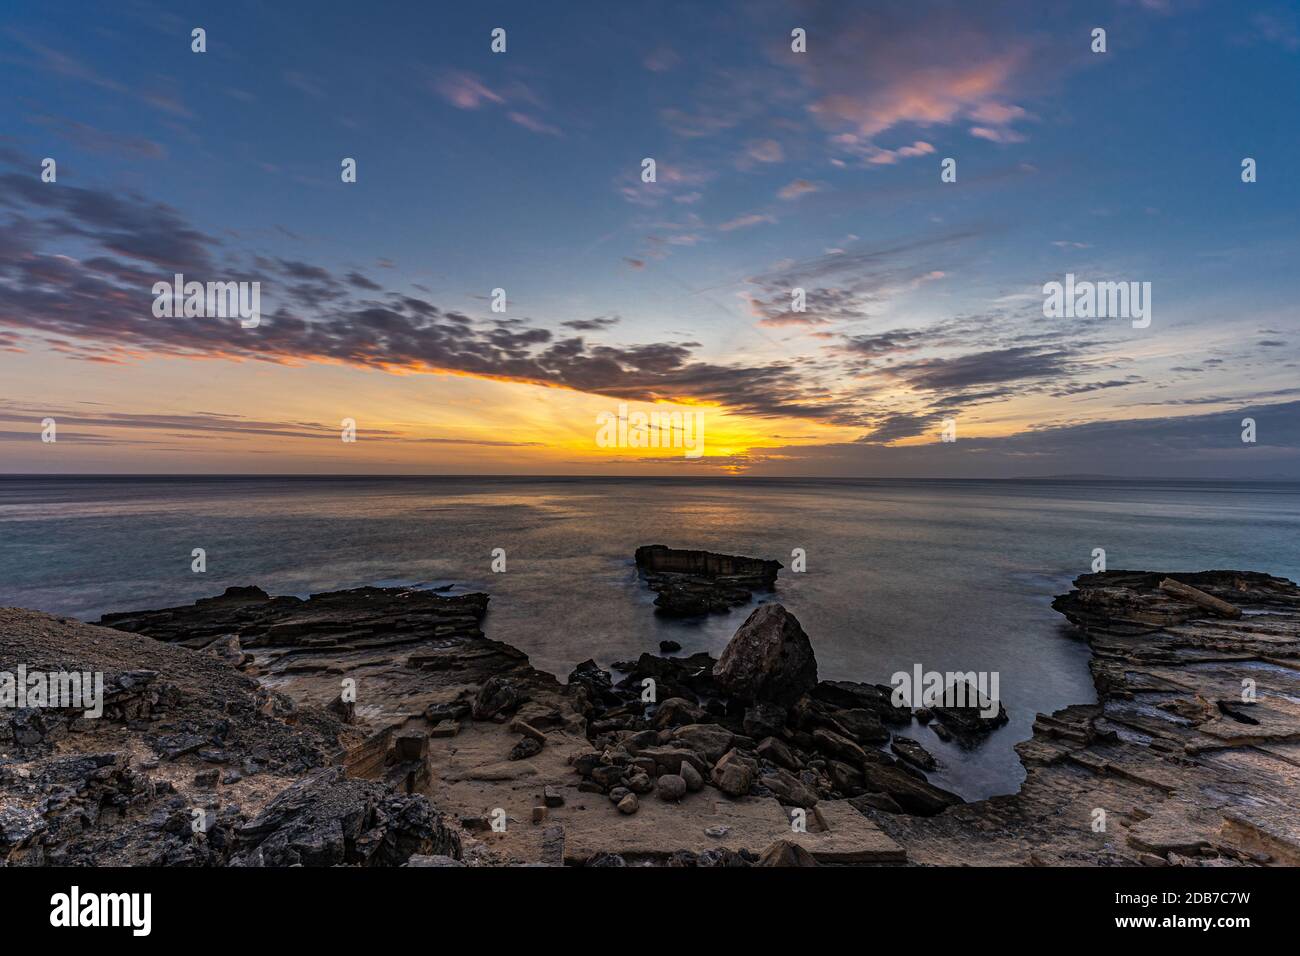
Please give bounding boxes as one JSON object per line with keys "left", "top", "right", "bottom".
{"left": 712, "top": 604, "right": 818, "bottom": 705}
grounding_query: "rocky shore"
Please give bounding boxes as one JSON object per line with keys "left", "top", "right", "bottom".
{"left": 3, "top": 556, "right": 1297, "bottom": 867}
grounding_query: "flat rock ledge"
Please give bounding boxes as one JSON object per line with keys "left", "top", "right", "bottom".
{"left": 872, "top": 570, "right": 1300, "bottom": 866}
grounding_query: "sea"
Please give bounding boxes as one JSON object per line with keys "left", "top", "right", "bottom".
{"left": 3, "top": 475, "right": 1298, "bottom": 800}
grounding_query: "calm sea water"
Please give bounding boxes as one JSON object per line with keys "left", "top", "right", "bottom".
{"left": 3, "top": 476, "right": 1298, "bottom": 800}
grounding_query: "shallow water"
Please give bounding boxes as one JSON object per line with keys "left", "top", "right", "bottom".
{"left": 2, "top": 475, "right": 1297, "bottom": 799}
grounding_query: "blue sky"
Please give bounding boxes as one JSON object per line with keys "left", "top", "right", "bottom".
{"left": 1, "top": 0, "right": 1298, "bottom": 475}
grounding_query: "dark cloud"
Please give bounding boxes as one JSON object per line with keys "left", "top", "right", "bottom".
{"left": 892, "top": 347, "right": 1072, "bottom": 390}
{"left": 0, "top": 175, "right": 852, "bottom": 425}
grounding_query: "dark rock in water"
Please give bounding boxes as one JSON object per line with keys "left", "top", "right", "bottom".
{"left": 890, "top": 736, "right": 938, "bottom": 771}
{"left": 567, "top": 659, "right": 618, "bottom": 705}
{"left": 929, "top": 681, "right": 1008, "bottom": 741}
{"left": 635, "top": 545, "right": 781, "bottom": 617}
{"left": 713, "top": 604, "right": 818, "bottom": 705}
{"left": 758, "top": 839, "right": 819, "bottom": 867}
{"left": 659, "top": 640, "right": 682, "bottom": 653}
{"left": 231, "top": 767, "right": 461, "bottom": 867}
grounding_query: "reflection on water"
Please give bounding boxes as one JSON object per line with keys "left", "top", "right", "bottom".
{"left": 2, "top": 475, "right": 1298, "bottom": 800}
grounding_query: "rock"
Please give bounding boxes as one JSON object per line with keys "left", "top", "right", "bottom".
{"left": 671, "top": 723, "right": 736, "bottom": 763}
{"left": 586, "top": 852, "right": 626, "bottom": 867}
{"left": 711, "top": 749, "right": 756, "bottom": 797}
{"left": 540, "top": 825, "right": 565, "bottom": 866}
{"left": 756, "top": 736, "right": 801, "bottom": 772}
{"left": 653, "top": 697, "right": 706, "bottom": 729}
{"left": 759, "top": 768, "right": 819, "bottom": 808}
{"left": 812, "top": 727, "right": 869, "bottom": 766}
{"left": 758, "top": 839, "right": 819, "bottom": 867}
{"left": 532, "top": 806, "right": 548, "bottom": 824}
{"left": 656, "top": 774, "right": 687, "bottom": 802}
{"left": 232, "top": 768, "right": 460, "bottom": 867}
{"left": 810, "top": 680, "right": 911, "bottom": 724}
{"left": 193, "top": 769, "right": 220, "bottom": 788}
{"left": 914, "top": 707, "right": 934, "bottom": 724}
{"left": 679, "top": 761, "right": 704, "bottom": 792}
{"left": 858, "top": 764, "right": 962, "bottom": 816}
{"left": 659, "top": 640, "right": 682, "bottom": 653}
{"left": 508, "top": 737, "right": 543, "bottom": 761}
{"left": 849, "top": 792, "right": 904, "bottom": 814}
{"left": 617, "top": 793, "right": 639, "bottom": 815}
{"left": 827, "top": 760, "right": 865, "bottom": 793}
{"left": 704, "top": 825, "right": 730, "bottom": 839}
{"left": 929, "top": 682, "right": 1009, "bottom": 740}
{"left": 832, "top": 708, "right": 889, "bottom": 744}
{"left": 742, "top": 701, "right": 788, "bottom": 739}
{"left": 627, "top": 772, "right": 653, "bottom": 794}
{"left": 608, "top": 786, "right": 630, "bottom": 803}
{"left": 638, "top": 746, "right": 710, "bottom": 778}
{"left": 635, "top": 545, "right": 782, "bottom": 617}
{"left": 713, "top": 603, "right": 818, "bottom": 705}
{"left": 542, "top": 786, "right": 565, "bottom": 809}
{"left": 890, "top": 736, "right": 938, "bottom": 771}
{"left": 472, "top": 677, "right": 519, "bottom": 721}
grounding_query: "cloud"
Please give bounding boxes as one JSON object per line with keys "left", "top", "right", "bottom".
{"left": 777, "top": 179, "right": 822, "bottom": 200}
{"left": 718, "top": 213, "right": 776, "bottom": 231}
{"left": 434, "top": 71, "right": 505, "bottom": 109}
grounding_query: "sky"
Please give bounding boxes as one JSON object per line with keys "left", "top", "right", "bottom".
{"left": 1, "top": 0, "right": 1298, "bottom": 477}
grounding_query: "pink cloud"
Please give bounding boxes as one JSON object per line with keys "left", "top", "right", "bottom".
{"left": 435, "top": 71, "right": 505, "bottom": 110}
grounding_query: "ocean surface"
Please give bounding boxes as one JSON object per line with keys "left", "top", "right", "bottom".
{"left": 3, "top": 475, "right": 1298, "bottom": 800}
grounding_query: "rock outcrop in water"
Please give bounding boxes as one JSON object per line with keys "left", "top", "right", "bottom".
{"left": 634, "top": 545, "right": 781, "bottom": 616}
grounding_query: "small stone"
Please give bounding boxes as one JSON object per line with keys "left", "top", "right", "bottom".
{"left": 704, "top": 825, "right": 730, "bottom": 838}
{"left": 543, "top": 786, "right": 564, "bottom": 808}
{"left": 627, "top": 772, "right": 653, "bottom": 794}
{"left": 914, "top": 707, "right": 934, "bottom": 724}
{"left": 193, "top": 769, "right": 219, "bottom": 788}
{"left": 509, "top": 736, "right": 543, "bottom": 760}
{"left": 679, "top": 761, "right": 704, "bottom": 792}
{"left": 617, "top": 793, "right": 639, "bottom": 815}
{"left": 758, "top": 840, "right": 818, "bottom": 867}
{"left": 608, "top": 786, "right": 631, "bottom": 803}
{"left": 658, "top": 640, "right": 682, "bottom": 653}
{"left": 656, "top": 773, "right": 687, "bottom": 802}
